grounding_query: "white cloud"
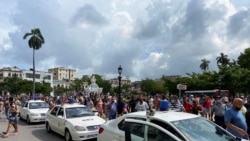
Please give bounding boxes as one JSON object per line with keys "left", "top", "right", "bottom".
{"left": 0, "top": 0, "right": 250, "bottom": 82}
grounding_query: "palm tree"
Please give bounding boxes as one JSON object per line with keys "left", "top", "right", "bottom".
{"left": 23, "top": 28, "right": 45, "bottom": 97}
{"left": 216, "top": 53, "right": 229, "bottom": 66}
{"left": 200, "top": 59, "right": 210, "bottom": 71}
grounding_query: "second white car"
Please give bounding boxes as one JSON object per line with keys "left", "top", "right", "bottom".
{"left": 45, "top": 103, "right": 105, "bottom": 141}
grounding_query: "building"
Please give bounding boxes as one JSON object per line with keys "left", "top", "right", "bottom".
{"left": 0, "top": 66, "right": 22, "bottom": 82}
{"left": 109, "top": 77, "right": 131, "bottom": 88}
{"left": 48, "top": 67, "right": 76, "bottom": 81}
{"left": 22, "top": 70, "right": 53, "bottom": 84}
{"left": 131, "top": 81, "right": 141, "bottom": 92}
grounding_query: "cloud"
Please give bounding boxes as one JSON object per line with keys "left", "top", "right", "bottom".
{"left": 0, "top": 0, "right": 250, "bottom": 82}
{"left": 71, "top": 4, "right": 108, "bottom": 27}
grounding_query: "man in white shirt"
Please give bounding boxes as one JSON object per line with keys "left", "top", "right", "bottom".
{"left": 135, "top": 96, "right": 149, "bottom": 111}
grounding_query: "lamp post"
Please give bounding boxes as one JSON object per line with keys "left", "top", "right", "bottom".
{"left": 118, "top": 65, "right": 122, "bottom": 100}
{"left": 14, "top": 73, "right": 18, "bottom": 96}
{"left": 218, "top": 76, "right": 221, "bottom": 96}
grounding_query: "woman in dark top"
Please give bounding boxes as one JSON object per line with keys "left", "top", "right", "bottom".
{"left": 3, "top": 102, "right": 19, "bottom": 138}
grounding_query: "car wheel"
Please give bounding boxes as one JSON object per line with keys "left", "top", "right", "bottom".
{"left": 46, "top": 122, "right": 51, "bottom": 133}
{"left": 26, "top": 116, "right": 31, "bottom": 124}
{"left": 65, "top": 129, "right": 72, "bottom": 141}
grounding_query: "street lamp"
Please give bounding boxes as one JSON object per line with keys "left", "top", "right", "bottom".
{"left": 218, "top": 76, "right": 221, "bottom": 96}
{"left": 118, "top": 65, "right": 122, "bottom": 100}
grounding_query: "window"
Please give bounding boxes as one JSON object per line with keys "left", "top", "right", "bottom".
{"left": 50, "top": 106, "right": 59, "bottom": 116}
{"left": 118, "top": 117, "right": 146, "bottom": 131}
{"left": 57, "top": 108, "right": 64, "bottom": 117}
{"left": 151, "top": 120, "right": 184, "bottom": 140}
{"left": 24, "top": 102, "right": 28, "bottom": 108}
{"left": 125, "top": 122, "right": 177, "bottom": 141}
{"left": 147, "top": 126, "right": 177, "bottom": 141}
{"left": 128, "top": 122, "right": 145, "bottom": 138}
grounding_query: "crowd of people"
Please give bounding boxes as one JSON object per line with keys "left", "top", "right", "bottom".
{"left": 0, "top": 92, "right": 250, "bottom": 139}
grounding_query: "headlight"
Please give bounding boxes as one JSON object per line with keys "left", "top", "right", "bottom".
{"left": 30, "top": 113, "right": 40, "bottom": 116}
{"left": 75, "top": 126, "right": 86, "bottom": 131}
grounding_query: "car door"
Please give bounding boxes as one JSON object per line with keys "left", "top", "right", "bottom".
{"left": 124, "top": 119, "right": 182, "bottom": 141}
{"left": 48, "top": 106, "right": 60, "bottom": 132}
{"left": 20, "top": 102, "right": 28, "bottom": 119}
{"left": 56, "top": 107, "right": 66, "bottom": 135}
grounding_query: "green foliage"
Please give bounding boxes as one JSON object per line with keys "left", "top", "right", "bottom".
{"left": 200, "top": 59, "right": 210, "bottom": 71}
{"left": 141, "top": 78, "right": 165, "bottom": 95}
{"left": 0, "top": 78, "right": 52, "bottom": 95}
{"left": 238, "top": 47, "right": 250, "bottom": 69}
{"left": 23, "top": 28, "right": 45, "bottom": 50}
{"left": 216, "top": 53, "right": 230, "bottom": 66}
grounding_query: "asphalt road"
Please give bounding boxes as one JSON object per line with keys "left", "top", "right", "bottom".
{"left": 0, "top": 112, "right": 64, "bottom": 141}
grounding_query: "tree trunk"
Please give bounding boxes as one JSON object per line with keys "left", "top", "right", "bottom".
{"left": 32, "top": 48, "right": 36, "bottom": 99}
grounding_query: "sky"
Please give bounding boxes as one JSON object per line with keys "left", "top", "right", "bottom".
{"left": 1, "top": 0, "right": 250, "bottom": 82}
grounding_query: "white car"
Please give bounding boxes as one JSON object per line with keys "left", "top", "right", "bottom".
{"left": 98, "top": 110, "right": 248, "bottom": 141}
{"left": 45, "top": 103, "right": 105, "bottom": 141}
{"left": 19, "top": 100, "right": 50, "bottom": 124}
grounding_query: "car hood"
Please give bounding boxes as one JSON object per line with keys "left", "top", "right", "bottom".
{"left": 67, "top": 116, "right": 105, "bottom": 126}
{"left": 29, "top": 108, "right": 49, "bottom": 113}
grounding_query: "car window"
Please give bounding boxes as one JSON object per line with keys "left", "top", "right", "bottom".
{"left": 147, "top": 126, "right": 177, "bottom": 141}
{"left": 151, "top": 120, "right": 185, "bottom": 140}
{"left": 29, "top": 102, "right": 49, "bottom": 109}
{"left": 51, "top": 106, "right": 59, "bottom": 116}
{"left": 57, "top": 107, "right": 64, "bottom": 117}
{"left": 171, "top": 117, "right": 236, "bottom": 141}
{"left": 125, "top": 122, "right": 178, "bottom": 141}
{"left": 118, "top": 117, "right": 146, "bottom": 131}
{"left": 24, "top": 102, "right": 28, "bottom": 108}
{"left": 66, "top": 107, "right": 94, "bottom": 118}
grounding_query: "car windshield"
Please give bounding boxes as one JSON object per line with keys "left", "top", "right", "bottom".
{"left": 29, "top": 102, "right": 49, "bottom": 109}
{"left": 65, "top": 107, "right": 94, "bottom": 119}
{"left": 171, "top": 117, "right": 237, "bottom": 141}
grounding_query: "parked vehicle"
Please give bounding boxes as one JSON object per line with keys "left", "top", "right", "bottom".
{"left": 98, "top": 110, "right": 248, "bottom": 141}
{"left": 46, "top": 103, "right": 105, "bottom": 141}
{"left": 19, "top": 100, "right": 49, "bottom": 124}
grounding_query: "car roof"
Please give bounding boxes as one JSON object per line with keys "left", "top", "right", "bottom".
{"left": 27, "top": 100, "right": 45, "bottom": 103}
{"left": 125, "top": 110, "right": 200, "bottom": 122}
{"left": 59, "top": 103, "right": 87, "bottom": 108}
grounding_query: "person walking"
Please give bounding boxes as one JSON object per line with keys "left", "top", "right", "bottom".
{"left": 159, "top": 95, "right": 169, "bottom": 111}
{"left": 183, "top": 97, "right": 192, "bottom": 113}
{"left": 3, "top": 102, "right": 19, "bottom": 138}
{"left": 107, "top": 98, "right": 117, "bottom": 120}
{"left": 211, "top": 96, "right": 226, "bottom": 129}
{"left": 135, "top": 96, "right": 149, "bottom": 112}
{"left": 191, "top": 99, "right": 203, "bottom": 115}
{"left": 224, "top": 98, "right": 248, "bottom": 140}
{"left": 3, "top": 93, "right": 13, "bottom": 119}
{"left": 129, "top": 95, "right": 137, "bottom": 113}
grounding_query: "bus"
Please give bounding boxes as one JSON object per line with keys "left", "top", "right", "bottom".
{"left": 184, "top": 89, "right": 230, "bottom": 98}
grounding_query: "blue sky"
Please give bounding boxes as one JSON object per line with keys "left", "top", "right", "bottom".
{"left": 1, "top": 0, "right": 250, "bottom": 81}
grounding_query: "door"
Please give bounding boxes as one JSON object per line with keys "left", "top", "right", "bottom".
{"left": 56, "top": 107, "right": 66, "bottom": 135}
{"left": 124, "top": 119, "right": 182, "bottom": 141}
{"left": 20, "top": 102, "right": 28, "bottom": 119}
{"left": 49, "top": 106, "right": 60, "bottom": 132}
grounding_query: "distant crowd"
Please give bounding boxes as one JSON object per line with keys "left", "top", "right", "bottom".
{"left": 0, "top": 92, "right": 250, "bottom": 139}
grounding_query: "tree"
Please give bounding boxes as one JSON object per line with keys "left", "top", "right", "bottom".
{"left": 200, "top": 59, "right": 210, "bottom": 71}
{"left": 216, "top": 53, "right": 229, "bottom": 66}
{"left": 23, "top": 28, "right": 45, "bottom": 96}
{"left": 237, "top": 47, "right": 250, "bottom": 69}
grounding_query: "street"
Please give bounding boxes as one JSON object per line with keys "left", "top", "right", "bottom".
{"left": 0, "top": 114, "right": 64, "bottom": 141}
{"left": 0, "top": 111, "right": 99, "bottom": 141}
